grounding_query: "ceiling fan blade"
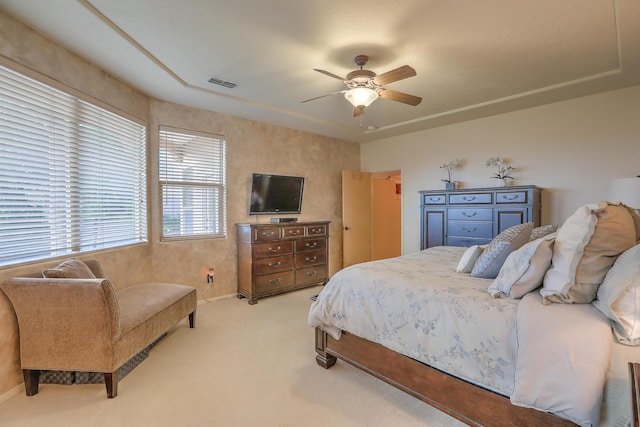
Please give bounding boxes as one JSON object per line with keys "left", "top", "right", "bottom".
{"left": 301, "top": 90, "right": 346, "bottom": 103}
{"left": 353, "top": 106, "right": 363, "bottom": 117}
{"left": 313, "top": 69, "right": 346, "bottom": 81}
{"left": 378, "top": 88, "right": 422, "bottom": 106}
{"left": 373, "top": 65, "right": 416, "bottom": 86}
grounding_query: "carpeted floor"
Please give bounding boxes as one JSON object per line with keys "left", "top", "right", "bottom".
{"left": 0, "top": 286, "right": 465, "bottom": 427}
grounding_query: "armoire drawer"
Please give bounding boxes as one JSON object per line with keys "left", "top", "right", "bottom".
{"left": 449, "top": 193, "right": 492, "bottom": 204}
{"left": 253, "top": 255, "right": 293, "bottom": 275}
{"left": 447, "top": 221, "right": 493, "bottom": 238}
{"left": 447, "top": 208, "right": 493, "bottom": 221}
{"left": 255, "top": 271, "right": 295, "bottom": 294}
{"left": 296, "top": 265, "right": 327, "bottom": 286}
{"left": 252, "top": 240, "right": 293, "bottom": 259}
{"left": 295, "top": 238, "right": 326, "bottom": 252}
{"left": 295, "top": 250, "right": 325, "bottom": 268}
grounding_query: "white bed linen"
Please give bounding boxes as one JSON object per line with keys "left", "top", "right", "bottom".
{"left": 309, "top": 246, "right": 519, "bottom": 395}
{"left": 308, "top": 247, "right": 638, "bottom": 426}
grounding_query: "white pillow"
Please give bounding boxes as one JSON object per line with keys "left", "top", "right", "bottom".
{"left": 456, "top": 245, "right": 485, "bottom": 273}
{"left": 541, "top": 201, "right": 636, "bottom": 304}
{"left": 488, "top": 233, "right": 555, "bottom": 299}
{"left": 593, "top": 243, "right": 640, "bottom": 345}
{"left": 471, "top": 222, "right": 534, "bottom": 279}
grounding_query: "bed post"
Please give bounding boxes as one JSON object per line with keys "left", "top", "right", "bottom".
{"left": 315, "top": 327, "right": 336, "bottom": 369}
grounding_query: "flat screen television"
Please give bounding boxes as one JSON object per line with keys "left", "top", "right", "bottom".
{"left": 249, "top": 173, "right": 304, "bottom": 215}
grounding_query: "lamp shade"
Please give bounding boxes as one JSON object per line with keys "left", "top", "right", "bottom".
{"left": 609, "top": 177, "right": 640, "bottom": 209}
{"left": 344, "top": 87, "right": 378, "bottom": 108}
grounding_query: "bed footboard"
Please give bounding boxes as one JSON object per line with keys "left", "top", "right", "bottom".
{"left": 314, "top": 328, "right": 576, "bottom": 427}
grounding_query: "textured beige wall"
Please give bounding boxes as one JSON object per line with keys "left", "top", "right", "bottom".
{"left": 148, "top": 100, "right": 360, "bottom": 297}
{"left": 361, "top": 84, "right": 640, "bottom": 254}
{"left": 0, "top": 10, "right": 359, "bottom": 397}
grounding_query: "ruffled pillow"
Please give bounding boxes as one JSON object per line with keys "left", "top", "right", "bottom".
{"left": 593, "top": 244, "right": 640, "bottom": 345}
{"left": 456, "top": 245, "right": 485, "bottom": 273}
{"left": 541, "top": 201, "right": 636, "bottom": 304}
{"left": 489, "top": 233, "right": 556, "bottom": 299}
{"left": 471, "top": 222, "right": 534, "bottom": 279}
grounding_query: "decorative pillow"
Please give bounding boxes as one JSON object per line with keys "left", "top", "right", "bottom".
{"left": 456, "top": 245, "right": 485, "bottom": 273}
{"left": 541, "top": 201, "right": 636, "bottom": 304}
{"left": 488, "top": 233, "right": 556, "bottom": 299}
{"left": 529, "top": 224, "right": 557, "bottom": 241}
{"left": 593, "top": 244, "right": 640, "bottom": 345}
{"left": 42, "top": 258, "right": 96, "bottom": 279}
{"left": 471, "top": 222, "right": 534, "bottom": 279}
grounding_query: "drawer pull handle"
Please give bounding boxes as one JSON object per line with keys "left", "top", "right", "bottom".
{"left": 289, "top": 230, "right": 300, "bottom": 235}
{"left": 306, "top": 242, "right": 318, "bottom": 248}
{"left": 306, "top": 256, "right": 317, "bottom": 262}
{"left": 268, "top": 261, "right": 281, "bottom": 268}
{"left": 463, "top": 196, "right": 476, "bottom": 201}
{"left": 262, "top": 231, "right": 275, "bottom": 237}
{"left": 306, "top": 271, "right": 317, "bottom": 277}
{"left": 463, "top": 212, "right": 477, "bottom": 217}
{"left": 269, "top": 278, "right": 281, "bottom": 285}
{"left": 268, "top": 246, "right": 281, "bottom": 253}
{"left": 501, "top": 195, "right": 519, "bottom": 201}
{"left": 311, "top": 228, "right": 322, "bottom": 234}
{"left": 462, "top": 227, "right": 478, "bottom": 233}
{"left": 429, "top": 197, "right": 441, "bottom": 202}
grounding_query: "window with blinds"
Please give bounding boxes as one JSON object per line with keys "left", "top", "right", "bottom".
{"left": 159, "top": 127, "right": 226, "bottom": 239}
{"left": 0, "top": 65, "right": 147, "bottom": 267}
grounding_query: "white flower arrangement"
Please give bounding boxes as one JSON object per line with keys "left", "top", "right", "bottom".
{"left": 440, "top": 159, "right": 462, "bottom": 183}
{"left": 485, "top": 157, "right": 515, "bottom": 180}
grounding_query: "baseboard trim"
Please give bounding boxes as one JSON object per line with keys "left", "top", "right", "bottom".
{"left": 0, "top": 383, "right": 24, "bottom": 404}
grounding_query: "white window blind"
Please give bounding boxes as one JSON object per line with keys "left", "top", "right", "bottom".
{"left": 159, "top": 127, "right": 226, "bottom": 239}
{"left": 0, "top": 65, "right": 147, "bottom": 267}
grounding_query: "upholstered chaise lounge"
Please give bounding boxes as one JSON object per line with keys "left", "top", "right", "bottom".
{"left": 0, "top": 258, "right": 197, "bottom": 398}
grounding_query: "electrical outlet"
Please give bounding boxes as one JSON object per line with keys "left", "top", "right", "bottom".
{"left": 207, "top": 266, "right": 215, "bottom": 283}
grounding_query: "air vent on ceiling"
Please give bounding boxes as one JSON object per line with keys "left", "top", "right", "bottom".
{"left": 208, "top": 77, "right": 237, "bottom": 89}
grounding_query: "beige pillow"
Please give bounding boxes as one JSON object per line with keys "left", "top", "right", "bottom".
{"left": 542, "top": 201, "right": 636, "bottom": 304}
{"left": 455, "top": 245, "right": 485, "bottom": 273}
{"left": 593, "top": 243, "right": 640, "bottom": 345}
{"left": 42, "top": 258, "right": 96, "bottom": 279}
{"left": 488, "top": 233, "right": 555, "bottom": 299}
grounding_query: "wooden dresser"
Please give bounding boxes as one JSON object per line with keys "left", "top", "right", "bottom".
{"left": 237, "top": 221, "right": 330, "bottom": 304}
{"left": 419, "top": 185, "right": 541, "bottom": 249}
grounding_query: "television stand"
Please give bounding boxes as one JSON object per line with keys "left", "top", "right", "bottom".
{"left": 236, "top": 221, "right": 329, "bottom": 304}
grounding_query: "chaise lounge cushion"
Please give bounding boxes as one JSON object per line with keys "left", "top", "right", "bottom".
{"left": 42, "top": 258, "right": 96, "bottom": 279}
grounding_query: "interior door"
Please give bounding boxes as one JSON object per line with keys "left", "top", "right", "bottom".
{"left": 342, "top": 170, "right": 372, "bottom": 268}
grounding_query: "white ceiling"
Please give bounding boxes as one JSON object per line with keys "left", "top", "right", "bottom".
{"left": 1, "top": 0, "right": 639, "bottom": 143}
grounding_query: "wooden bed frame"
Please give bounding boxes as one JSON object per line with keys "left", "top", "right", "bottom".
{"left": 315, "top": 327, "right": 634, "bottom": 427}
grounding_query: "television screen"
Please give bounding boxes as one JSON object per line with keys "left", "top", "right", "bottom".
{"left": 249, "top": 173, "right": 304, "bottom": 215}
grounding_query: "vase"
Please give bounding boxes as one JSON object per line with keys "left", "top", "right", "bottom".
{"left": 445, "top": 181, "right": 455, "bottom": 190}
{"left": 496, "top": 178, "right": 508, "bottom": 187}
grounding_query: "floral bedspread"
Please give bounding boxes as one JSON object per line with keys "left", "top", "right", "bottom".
{"left": 308, "top": 246, "right": 520, "bottom": 396}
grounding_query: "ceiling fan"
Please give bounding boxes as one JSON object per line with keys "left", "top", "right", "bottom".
{"left": 302, "top": 55, "right": 422, "bottom": 116}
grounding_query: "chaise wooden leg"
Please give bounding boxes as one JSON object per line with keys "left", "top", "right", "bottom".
{"left": 104, "top": 371, "right": 119, "bottom": 398}
{"left": 189, "top": 310, "right": 196, "bottom": 328}
{"left": 23, "top": 369, "right": 40, "bottom": 396}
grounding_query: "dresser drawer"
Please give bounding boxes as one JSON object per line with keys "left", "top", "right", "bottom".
{"left": 283, "top": 226, "right": 305, "bottom": 238}
{"left": 295, "top": 250, "right": 325, "bottom": 268}
{"left": 423, "top": 194, "right": 446, "bottom": 205}
{"left": 447, "top": 221, "right": 493, "bottom": 238}
{"left": 447, "top": 208, "right": 493, "bottom": 222}
{"left": 252, "top": 240, "right": 293, "bottom": 259}
{"left": 449, "top": 193, "right": 492, "bottom": 204}
{"left": 253, "top": 255, "right": 293, "bottom": 275}
{"left": 307, "top": 224, "right": 327, "bottom": 236}
{"left": 296, "top": 265, "right": 327, "bottom": 286}
{"left": 446, "top": 236, "right": 492, "bottom": 247}
{"left": 295, "top": 238, "right": 326, "bottom": 252}
{"left": 255, "top": 271, "right": 295, "bottom": 294}
{"left": 496, "top": 191, "right": 527, "bottom": 204}
{"left": 253, "top": 227, "right": 281, "bottom": 242}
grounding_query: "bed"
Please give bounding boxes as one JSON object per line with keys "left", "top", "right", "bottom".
{"left": 309, "top": 202, "right": 640, "bottom": 427}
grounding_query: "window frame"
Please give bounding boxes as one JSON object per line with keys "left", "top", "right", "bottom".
{"left": 158, "top": 126, "right": 227, "bottom": 241}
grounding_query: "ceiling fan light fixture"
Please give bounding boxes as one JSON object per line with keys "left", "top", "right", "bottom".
{"left": 344, "top": 87, "right": 378, "bottom": 108}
